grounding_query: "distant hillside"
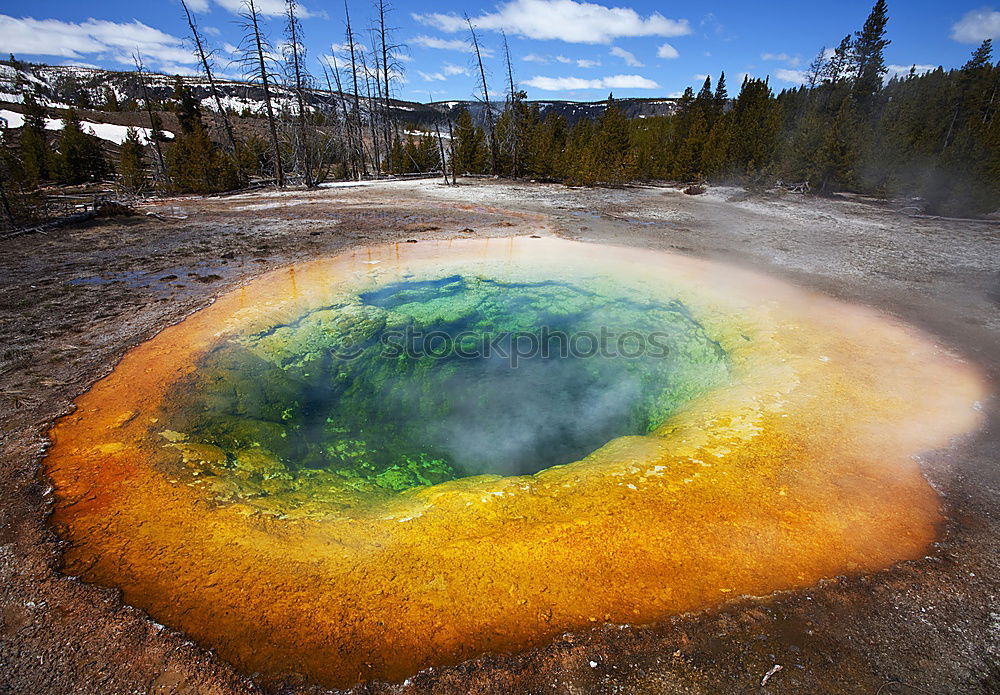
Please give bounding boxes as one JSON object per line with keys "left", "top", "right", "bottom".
{"left": 0, "top": 61, "right": 678, "bottom": 129}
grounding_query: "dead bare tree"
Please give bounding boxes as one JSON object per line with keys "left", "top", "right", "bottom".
{"left": 321, "top": 55, "right": 357, "bottom": 179}
{"left": 132, "top": 52, "right": 169, "bottom": 185}
{"left": 357, "top": 43, "right": 381, "bottom": 174}
{"left": 805, "top": 47, "right": 826, "bottom": 89}
{"left": 0, "top": 167, "right": 16, "bottom": 230}
{"left": 367, "top": 27, "right": 386, "bottom": 167}
{"left": 239, "top": 0, "right": 285, "bottom": 186}
{"left": 501, "top": 29, "right": 520, "bottom": 178}
{"left": 180, "top": 0, "right": 238, "bottom": 153}
{"left": 466, "top": 14, "right": 497, "bottom": 175}
{"left": 284, "top": 0, "right": 313, "bottom": 186}
{"left": 343, "top": 0, "right": 369, "bottom": 177}
{"left": 447, "top": 114, "right": 457, "bottom": 185}
{"left": 429, "top": 92, "right": 449, "bottom": 184}
{"left": 373, "top": 0, "right": 404, "bottom": 160}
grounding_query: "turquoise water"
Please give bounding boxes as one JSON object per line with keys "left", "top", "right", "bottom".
{"left": 158, "top": 275, "right": 729, "bottom": 503}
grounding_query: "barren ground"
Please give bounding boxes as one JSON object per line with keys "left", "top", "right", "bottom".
{"left": 1, "top": 179, "right": 998, "bottom": 695}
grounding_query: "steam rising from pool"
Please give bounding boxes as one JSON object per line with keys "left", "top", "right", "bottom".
{"left": 161, "top": 275, "right": 728, "bottom": 507}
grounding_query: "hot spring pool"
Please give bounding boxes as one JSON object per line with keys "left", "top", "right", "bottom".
{"left": 45, "top": 236, "right": 983, "bottom": 688}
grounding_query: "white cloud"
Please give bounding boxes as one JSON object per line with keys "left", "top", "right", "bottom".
{"left": 523, "top": 73, "right": 659, "bottom": 90}
{"left": 330, "top": 41, "right": 366, "bottom": 55}
{"left": 213, "top": 0, "right": 315, "bottom": 18}
{"left": 656, "top": 42, "right": 679, "bottom": 59}
{"left": 202, "top": 25, "right": 221, "bottom": 35}
{"left": 774, "top": 68, "right": 808, "bottom": 84}
{"left": 410, "top": 34, "right": 493, "bottom": 56}
{"left": 186, "top": 0, "right": 211, "bottom": 12}
{"left": 155, "top": 62, "right": 201, "bottom": 77}
{"left": 442, "top": 62, "right": 469, "bottom": 75}
{"left": 610, "top": 45, "right": 643, "bottom": 66}
{"left": 0, "top": 15, "right": 195, "bottom": 70}
{"left": 762, "top": 52, "right": 801, "bottom": 67}
{"left": 886, "top": 64, "right": 936, "bottom": 81}
{"left": 951, "top": 8, "right": 1000, "bottom": 43}
{"left": 692, "top": 73, "right": 708, "bottom": 81}
{"left": 418, "top": 70, "right": 447, "bottom": 81}
{"left": 523, "top": 53, "right": 597, "bottom": 67}
{"left": 414, "top": 0, "right": 690, "bottom": 44}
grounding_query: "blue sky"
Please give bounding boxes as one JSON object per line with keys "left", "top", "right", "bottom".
{"left": 1, "top": 0, "right": 998, "bottom": 102}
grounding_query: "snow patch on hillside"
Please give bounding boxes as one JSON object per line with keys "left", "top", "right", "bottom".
{"left": 0, "top": 109, "right": 174, "bottom": 145}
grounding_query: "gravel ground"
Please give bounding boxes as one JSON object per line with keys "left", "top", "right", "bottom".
{"left": 0, "top": 178, "right": 997, "bottom": 695}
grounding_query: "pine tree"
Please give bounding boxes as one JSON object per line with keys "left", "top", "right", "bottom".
{"left": 0, "top": 129, "right": 45, "bottom": 227}
{"left": 57, "top": 109, "right": 111, "bottom": 184}
{"left": 701, "top": 114, "right": 731, "bottom": 178}
{"left": 593, "top": 94, "right": 634, "bottom": 183}
{"left": 670, "top": 86, "right": 697, "bottom": 165}
{"left": 564, "top": 116, "right": 596, "bottom": 184}
{"left": 674, "top": 110, "right": 708, "bottom": 181}
{"left": 118, "top": 127, "right": 147, "bottom": 192}
{"left": 962, "top": 38, "right": 993, "bottom": 72}
{"left": 166, "top": 123, "right": 243, "bottom": 193}
{"left": 852, "top": 0, "right": 891, "bottom": 100}
{"left": 453, "top": 107, "right": 487, "bottom": 175}
{"left": 813, "top": 96, "right": 859, "bottom": 193}
{"left": 696, "top": 76, "right": 713, "bottom": 107}
{"left": 18, "top": 94, "right": 51, "bottom": 186}
{"left": 525, "top": 111, "right": 566, "bottom": 180}
{"left": 171, "top": 77, "right": 202, "bottom": 135}
{"left": 103, "top": 87, "right": 120, "bottom": 111}
{"left": 711, "top": 72, "right": 728, "bottom": 122}
{"left": 726, "top": 78, "right": 782, "bottom": 179}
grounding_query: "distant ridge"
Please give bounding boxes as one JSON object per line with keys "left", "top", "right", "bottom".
{"left": 0, "top": 60, "right": 679, "bottom": 128}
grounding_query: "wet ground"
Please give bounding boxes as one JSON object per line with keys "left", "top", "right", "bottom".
{"left": 0, "top": 179, "right": 998, "bottom": 695}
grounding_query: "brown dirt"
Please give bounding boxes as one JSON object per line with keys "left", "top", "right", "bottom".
{"left": 1, "top": 179, "right": 998, "bottom": 695}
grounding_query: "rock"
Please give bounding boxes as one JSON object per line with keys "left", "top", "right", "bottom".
{"left": 233, "top": 447, "right": 288, "bottom": 478}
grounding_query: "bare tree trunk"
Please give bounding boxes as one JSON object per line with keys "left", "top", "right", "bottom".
{"left": 358, "top": 47, "right": 381, "bottom": 174}
{"left": 376, "top": 0, "right": 395, "bottom": 166}
{"left": 132, "top": 52, "right": 169, "bottom": 185}
{"left": 373, "top": 0, "right": 400, "bottom": 165}
{"left": 367, "top": 28, "right": 387, "bottom": 170}
{"left": 181, "top": 0, "right": 238, "bottom": 153}
{"left": 323, "top": 56, "right": 356, "bottom": 180}
{"left": 502, "top": 29, "right": 518, "bottom": 178}
{"left": 447, "top": 115, "right": 457, "bottom": 185}
{"left": 344, "top": 1, "right": 368, "bottom": 177}
{"left": 243, "top": 0, "right": 285, "bottom": 186}
{"left": 984, "top": 79, "right": 998, "bottom": 125}
{"left": 285, "top": 0, "right": 312, "bottom": 186}
{"left": 0, "top": 168, "right": 16, "bottom": 230}
{"left": 429, "top": 92, "right": 448, "bottom": 184}
{"left": 466, "top": 15, "right": 497, "bottom": 176}
{"left": 942, "top": 104, "right": 960, "bottom": 154}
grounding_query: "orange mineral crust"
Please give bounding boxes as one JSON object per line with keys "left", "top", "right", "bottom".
{"left": 45, "top": 237, "right": 985, "bottom": 688}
